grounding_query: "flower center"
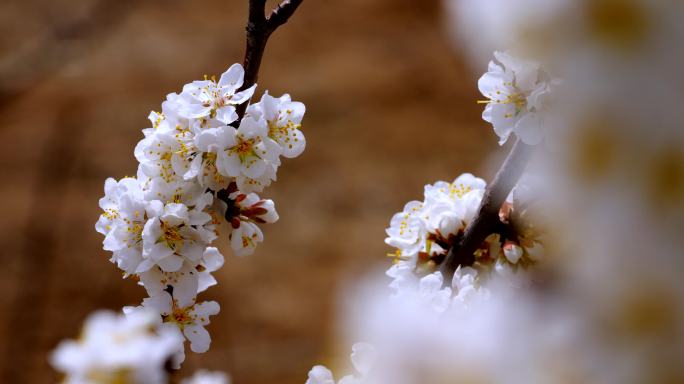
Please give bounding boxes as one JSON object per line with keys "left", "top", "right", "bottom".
{"left": 230, "top": 137, "right": 258, "bottom": 162}
{"left": 171, "top": 306, "right": 193, "bottom": 325}
{"left": 160, "top": 221, "right": 184, "bottom": 251}
{"left": 162, "top": 299, "right": 195, "bottom": 330}
{"left": 449, "top": 183, "right": 472, "bottom": 199}
{"left": 123, "top": 217, "right": 144, "bottom": 247}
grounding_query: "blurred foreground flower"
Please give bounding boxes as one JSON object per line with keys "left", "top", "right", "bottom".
{"left": 50, "top": 310, "right": 183, "bottom": 384}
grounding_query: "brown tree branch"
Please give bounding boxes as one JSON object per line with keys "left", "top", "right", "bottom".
{"left": 234, "top": 0, "right": 304, "bottom": 122}
{"left": 440, "top": 139, "right": 534, "bottom": 282}
{"left": 266, "top": 0, "right": 305, "bottom": 32}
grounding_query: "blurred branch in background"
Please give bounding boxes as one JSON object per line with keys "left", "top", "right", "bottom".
{"left": 441, "top": 139, "right": 533, "bottom": 281}
{"left": 0, "top": 0, "right": 140, "bottom": 110}
{"left": 1, "top": 98, "right": 88, "bottom": 383}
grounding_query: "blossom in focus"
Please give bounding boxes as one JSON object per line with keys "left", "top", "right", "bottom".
{"left": 135, "top": 113, "right": 193, "bottom": 185}
{"left": 138, "top": 246, "right": 224, "bottom": 308}
{"left": 96, "top": 177, "right": 147, "bottom": 275}
{"left": 384, "top": 200, "right": 426, "bottom": 260}
{"left": 177, "top": 63, "right": 255, "bottom": 124}
{"left": 216, "top": 115, "right": 281, "bottom": 181}
{"left": 384, "top": 174, "right": 487, "bottom": 292}
{"left": 190, "top": 123, "right": 235, "bottom": 190}
{"left": 248, "top": 91, "right": 307, "bottom": 158}
{"left": 478, "top": 51, "right": 552, "bottom": 145}
{"left": 385, "top": 173, "right": 543, "bottom": 297}
{"left": 139, "top": 198, "right": 215, "bottom": 273}
{"left": 50, "top": 309, "right": 183, "bottom": 384}
{"left": 140, "top": 291, "right": 220, "bottom": 353}
{"left": 235, "top": 162, "right": 278, "bottom": 193}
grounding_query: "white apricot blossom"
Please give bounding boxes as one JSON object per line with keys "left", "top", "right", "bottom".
{"left": 478, "top": 51, "right": 553, "bottom": 145}
{"left": 305, "top": 343, "right": 377, "bottom": 384}
{"left": 305, "top": 366, "right": 335, "bottom": 384}
{"left": 236, "top": 162, "right": 278, "bottom": 193}
{"left": 183, "top": 370, "right": 231, "bottom": 384}
{"left": 177, "top": 63, "right": 255, "bottom": 124}
{"left": 50, "top": 309, "right": 183, "bottom": 384}
{"left": 135, "top": 113, "right": 193, "bottom": 184}
{"left": 190, "top": 124, "right": 234, "bottom": 190}
{"left": 138, "top": 247, "right": 223, "bottom": 308}
{"left": 248, "top": 91, "right": 307, "bottom": 158}
{"left": 139, "top": 198, "right": 214, "bottom": 273}
{"left": 384, "top": 174, "right": 486, "bottom": 293}
{"left": 96, "top": 177, "right": 147, "bottom": 275}
{"left": 216, "top": 114, "right": 281, "bottom": 180}
{"left": 384, "top": 173, "right": 543, "bottom": 298}
{"left": 140, "top": 291, "right": 220, "bottom": 353}
{"left": 384, "top": 200, "right": 426, "bottom": 260}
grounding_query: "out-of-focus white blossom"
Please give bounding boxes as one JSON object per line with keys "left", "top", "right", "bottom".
{"left": 314, "top": 269, "right": 575, "bottom": 384}
{"left": 305, "top": 343, "right": 377, "bottom": 384}
{"left": 50, "top": 309, "right": 183, "bottom": 384}
{"left": 182, "top": 370, "right": 231, "bottom": 384}
{"left": 445, "top": 0, "right": 569, "bottom": 65}
{"left": 305, "top": 366, "right": 336, "bottom": 384}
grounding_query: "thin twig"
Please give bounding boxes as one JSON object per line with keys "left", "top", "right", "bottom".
{"left": 233, "top": 0, "right": 304, "bottom": 122}
{"left": 441, "top": 139, "right": 534, "bottom": 282}
{"left": 266, "top": 0, "right": 305, "bottom": 32}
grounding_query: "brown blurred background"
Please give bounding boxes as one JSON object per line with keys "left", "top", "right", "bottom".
{"left": 0, "top": 0, "right": 500, "bottom": 382}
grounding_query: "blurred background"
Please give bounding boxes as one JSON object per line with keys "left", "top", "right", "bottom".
{"left": 0, "top": 0, "right": 500, "bottom": 382}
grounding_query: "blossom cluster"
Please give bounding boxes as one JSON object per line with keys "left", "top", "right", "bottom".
{"left": 304, "top": 50, "right": 552, "bottom": 384}
{"left": 304, "top": 1, "right": 684, "bottom": 383}
{"left": 98, "top": 63, "right": 304, "bottom": 350}
{"left": 302, "top": 172, "right": 546, "bottom": 383}
{"left": 61, "top": 62, "right": 307, "bottom": 380}
{"left": 384, "top": 173, "right": 543, "bottom": 297}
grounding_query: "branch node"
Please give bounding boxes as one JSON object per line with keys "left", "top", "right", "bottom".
{"left": 440, "top": 140, "right": 534, "bottom": 282}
